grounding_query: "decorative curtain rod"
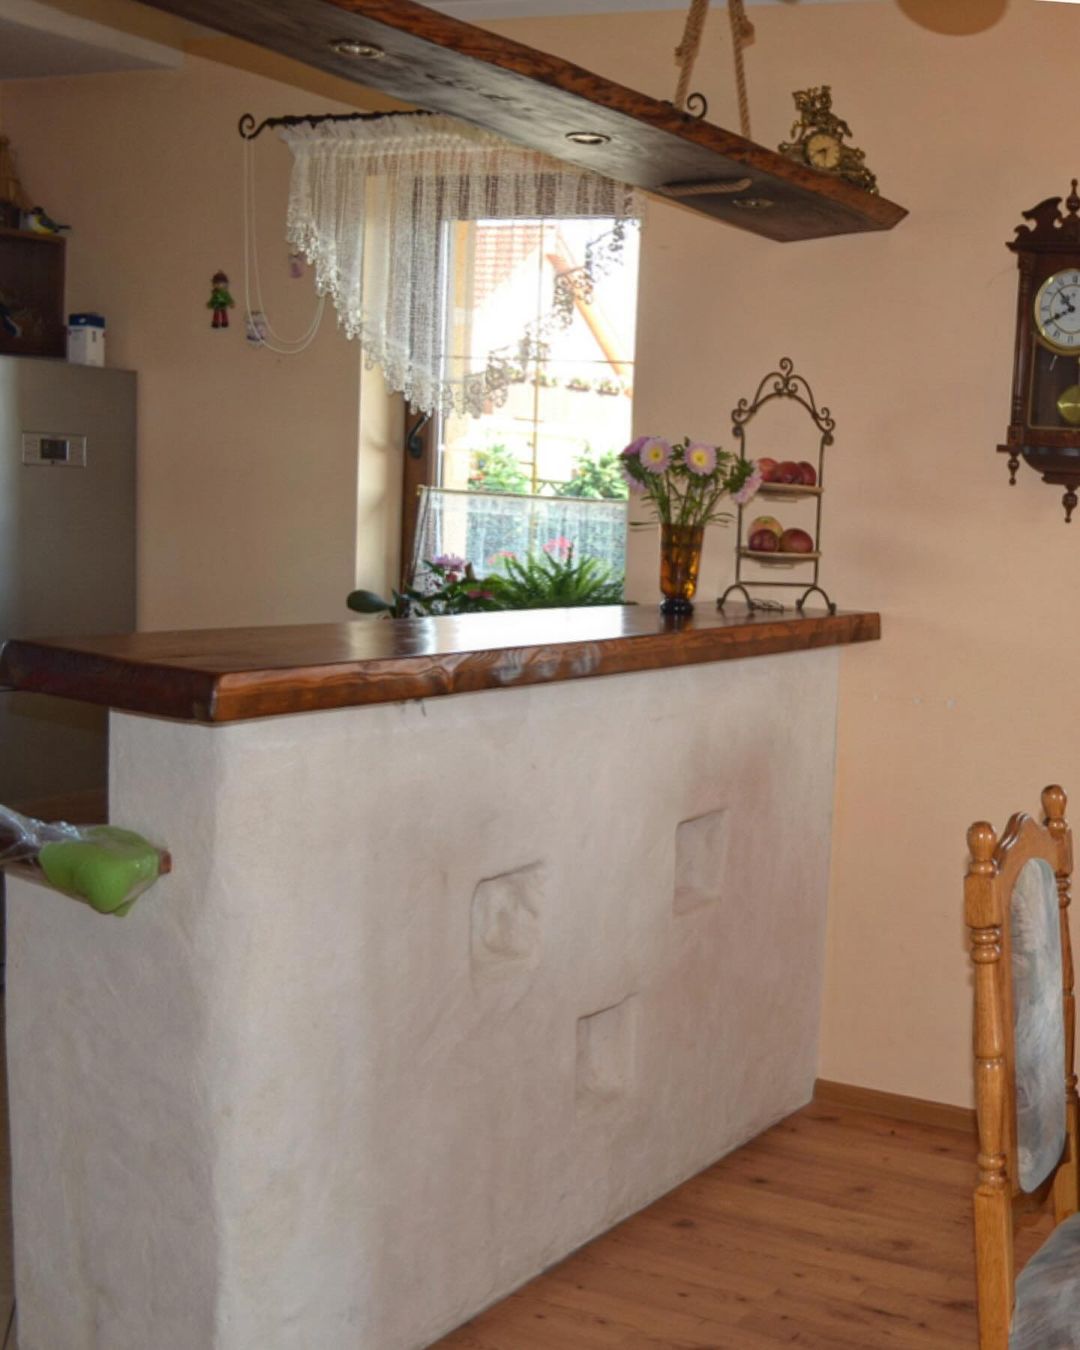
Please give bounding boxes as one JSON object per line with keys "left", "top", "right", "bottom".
{"left": 237, "top": 110, "right": 433, "bottom": 141}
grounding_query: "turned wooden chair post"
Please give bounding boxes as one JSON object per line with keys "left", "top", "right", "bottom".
{"left": 966, "top": 819, "right": 1014, "bottom": 1348}
{"left": 1044, "top": 784, "right": 1080, "bottom": 1223}
{"left": 966, "top": 785, "right": 1080, "bottom": 1350}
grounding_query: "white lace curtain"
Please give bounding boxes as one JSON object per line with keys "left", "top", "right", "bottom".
{"left": 279, "top": 113, "right": 641, "bottom": 417}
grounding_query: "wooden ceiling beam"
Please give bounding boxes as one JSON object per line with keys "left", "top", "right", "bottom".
{"left": 143, "top": 0, "right": 907, "bottom": 242}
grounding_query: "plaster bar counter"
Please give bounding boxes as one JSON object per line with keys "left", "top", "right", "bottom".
{"left": 0, "top": 606, "right": 879, "bottom": 1350}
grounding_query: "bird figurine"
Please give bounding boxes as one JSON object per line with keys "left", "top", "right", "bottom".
{"left": 21, "top": 205, "right": 69, "bottom": 235}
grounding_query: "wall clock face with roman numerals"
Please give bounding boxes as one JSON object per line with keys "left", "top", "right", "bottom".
{"left": 1035, "top": 271, "right": 1080, "bottom": 354}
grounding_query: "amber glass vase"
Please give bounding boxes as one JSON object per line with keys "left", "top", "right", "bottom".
{"left": 659, "top": 523, "right": 705, "bottom": 615}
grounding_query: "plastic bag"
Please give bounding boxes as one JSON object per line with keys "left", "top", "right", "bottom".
{"left": 0, "top": 805, "right": 169, "bottom": 917}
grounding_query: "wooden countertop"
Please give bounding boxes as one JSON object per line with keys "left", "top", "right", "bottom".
{"left": 0, "top": 606, "right": 880, "bottom": 724}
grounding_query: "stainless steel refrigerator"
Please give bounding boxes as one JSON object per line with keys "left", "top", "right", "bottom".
{"left": 0, "top": 356, "right": 136, "bottom": 818}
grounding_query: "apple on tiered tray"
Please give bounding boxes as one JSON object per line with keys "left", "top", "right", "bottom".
{"left": 754, "top": 458, "right": 820, "bottom": 493}
{"left": 744, "top": 514, "right": 818, "bottom": 560}
{"left": 740, "top": 457, "right": 821, "bottom": 563}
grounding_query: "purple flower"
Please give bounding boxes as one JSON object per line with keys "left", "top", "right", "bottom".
{"left": 621, "top": 463, "right": 645, "bottom": 494}
{"left": 685, "top": 442, "right": 717, "bottom": 477}
{"left": 639, "top": 438, "right": 673, "bottom": 474}
{"left": 621, "top": 435, "right": 650, "bottom": 459}
{"left": 733, "top": 468, "right": 763, "bottom": 506}
{"left": 431, "top": 553, "right": 466, "bottom": 571}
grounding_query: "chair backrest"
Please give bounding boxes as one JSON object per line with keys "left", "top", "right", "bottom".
{"left": 965, "top": 785, "right": 1079, "bottom": 1349}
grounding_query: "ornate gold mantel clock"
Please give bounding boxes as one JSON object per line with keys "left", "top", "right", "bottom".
{"left": 778, "top": 87, "right": 878, "bottom": 195}
{"left": 1000, "top": 180, "right": 1080, "bottom": 521}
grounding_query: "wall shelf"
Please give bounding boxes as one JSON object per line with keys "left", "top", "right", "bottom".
{"left": 137, "top": 0, "right": 907, "bottom": 243}
{"left": 0, "top": 227, "right": 65, "bottom": 358}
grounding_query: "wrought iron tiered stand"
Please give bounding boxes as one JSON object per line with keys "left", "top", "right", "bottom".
{"left": 718, "top": 358, "right": 836, "bottom": 615}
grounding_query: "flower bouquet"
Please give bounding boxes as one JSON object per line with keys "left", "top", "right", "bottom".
{"left": 621, "top": 436, "right": 761, "bottom": 614}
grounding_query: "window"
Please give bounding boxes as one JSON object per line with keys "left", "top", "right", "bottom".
{"left": 403, "top": 215, "right": 640, "bottom": 582}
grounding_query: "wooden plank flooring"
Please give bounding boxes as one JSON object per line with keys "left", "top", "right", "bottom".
{"left": 0, "top": 1085, "right": 1052, "bottom": 1346}
{"left": 432, "top": 1100, "right": 1052, "bottom": 1349}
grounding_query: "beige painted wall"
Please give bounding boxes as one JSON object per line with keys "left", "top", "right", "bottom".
{"left": 1, "top": 46, "right": 402, "bottom": 629}
{"left": 485, "top": 0, "right": 1080, "bottom": 1107}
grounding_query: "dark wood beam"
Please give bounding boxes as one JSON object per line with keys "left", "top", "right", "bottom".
{"left": 143, "top": 0, "right": 907, "bottom": 243}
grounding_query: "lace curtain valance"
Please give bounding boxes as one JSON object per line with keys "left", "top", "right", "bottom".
{"left": 279, "top": 113, "right": 641, "bottom": 417}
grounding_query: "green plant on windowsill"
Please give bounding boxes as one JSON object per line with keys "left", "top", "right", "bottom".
{"left": 556, "top": 446, "right": 629, "bottom": 501}
{"left": 347, "top": 556, "right": 502, "bottom": 618}
{"left": 489, "top": 543, "right": 623, "bottom": 608}
{"left": 347, "top": 546, "right": 624, "bottom": 618}
{"left": 467, "top": 443, "right": 530, "bottom": 495}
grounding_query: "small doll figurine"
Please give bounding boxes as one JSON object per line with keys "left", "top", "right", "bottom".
{"left": 207, "top": 270, "right": 235, "bottom": 329}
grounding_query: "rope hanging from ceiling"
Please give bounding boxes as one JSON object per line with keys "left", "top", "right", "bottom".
{"left": 673, "top": 0, "right": 754, "bottom": 139}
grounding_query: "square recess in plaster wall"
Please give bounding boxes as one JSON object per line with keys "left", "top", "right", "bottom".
{"left": 470, "top": 862, "right": 544, "bottom": 978}
{"left": 576, "top": 995, "right": 638, "bottom": 1107}
{"left": 674, "top": 809, "right": 730, "bottom": 916}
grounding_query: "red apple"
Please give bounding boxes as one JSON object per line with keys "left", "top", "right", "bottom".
{"left": 748, "top": 529, "right": 779, "bottom": 552}
{"left": 796, "top": 462, "right": 818, "bottom": 486}
{"left": 756, "top": 457, "right": 779, "bottom": 483}
{"left": 779, "top": 528, "right": 814, "bottom": 553}
{"left": 748, "top": 515, "right": 783, "bottom": 538}
{"left": 776, "top": 461, "right": 802, "bottom": 484}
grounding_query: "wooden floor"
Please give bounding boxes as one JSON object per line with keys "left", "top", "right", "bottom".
{"left": 0, "top": 1082, "right": 1052, "bottom": 1347}
{"left": 433, "top": 1099, "right": 1051, "bottom": 1349}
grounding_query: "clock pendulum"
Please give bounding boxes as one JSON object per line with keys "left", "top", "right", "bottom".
{"left": 1056, "top": 367, "right": 1080, "bottom": 426}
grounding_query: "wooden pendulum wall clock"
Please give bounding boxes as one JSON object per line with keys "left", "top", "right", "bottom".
{"left": 1000, "top": 180, "right": 1080, "bottom": 521}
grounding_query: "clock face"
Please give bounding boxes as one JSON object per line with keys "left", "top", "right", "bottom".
{"left": 1034, "top": 271, "right": 1080, "bottom": 353}
{"left": 805, "top": 132, "right": 841, "bottom": 171}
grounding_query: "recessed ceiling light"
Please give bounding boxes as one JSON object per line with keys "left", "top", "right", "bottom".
{"left": 329, "top": 38, "right": 385, "bottom": 58}
{"left": 731, "top": 197, "right": 774, "bottom": 211}
{"left": 566, "top": 131, "right": 611, "bottom": 146}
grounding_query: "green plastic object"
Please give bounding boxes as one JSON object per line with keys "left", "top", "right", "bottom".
{"left": 38, "top": 826, "right": 163, "bottom": 917}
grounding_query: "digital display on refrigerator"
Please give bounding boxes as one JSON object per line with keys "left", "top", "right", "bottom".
{"left": 39, "top": 438, "right": 69, "bottom": 463}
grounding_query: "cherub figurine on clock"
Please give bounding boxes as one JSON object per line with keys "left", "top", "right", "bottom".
{"left": 778, "top": 86, "right": 878, "bottom": 195}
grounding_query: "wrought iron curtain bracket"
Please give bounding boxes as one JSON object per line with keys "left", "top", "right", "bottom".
{"left": 238, "top": 110, "right": 434, "bottom": 140}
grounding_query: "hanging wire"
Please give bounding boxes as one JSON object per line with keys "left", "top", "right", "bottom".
{"left": 241, "top": 134, "right": 325, "bottom": 356}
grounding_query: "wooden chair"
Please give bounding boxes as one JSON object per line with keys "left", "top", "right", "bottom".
{"left": 966, "top": 785, "right": 1080, "bottom": 1349}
